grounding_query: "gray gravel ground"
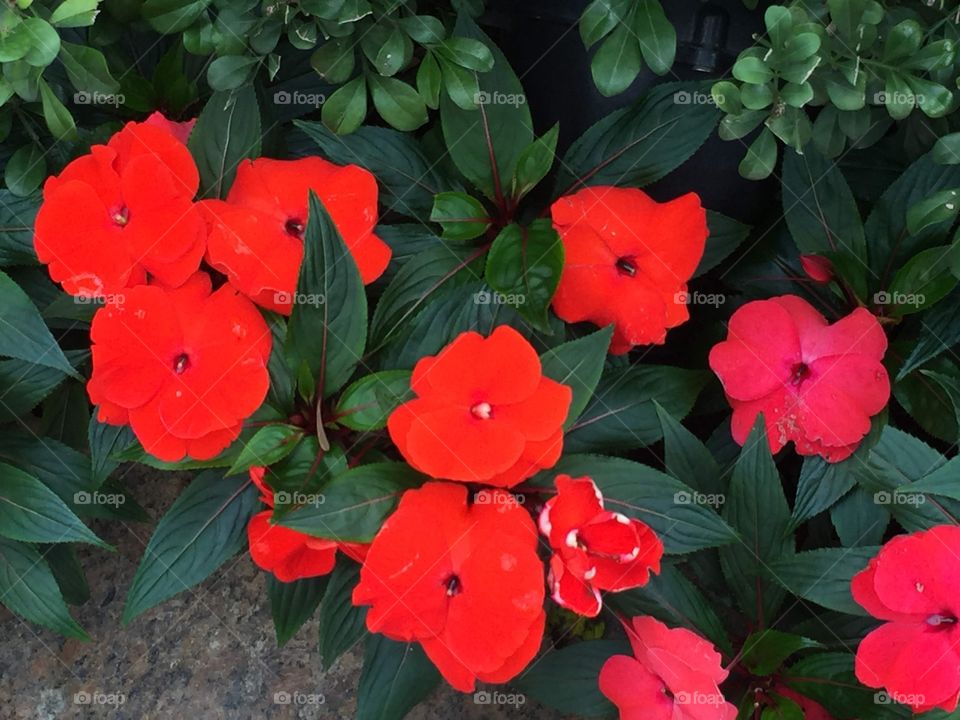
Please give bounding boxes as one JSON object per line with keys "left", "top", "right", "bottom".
{"left": 0, "top": 468, "right": 566, "bottom": 719}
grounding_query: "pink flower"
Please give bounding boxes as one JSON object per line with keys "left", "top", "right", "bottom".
{"left": 599, "top": 616, "right": 737, "bottom": 720}
{"left": 708, "top": 295, "right": 889, "bottom": 462}
{"left": 851, "top": 526, "right": 960, "bottom": 713}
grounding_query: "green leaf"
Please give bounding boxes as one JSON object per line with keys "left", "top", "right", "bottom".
{"left": 0, "top": 463, "right": 109, "bottom": 548}
{"left": 633, "top": 0, "right": 676, "bottom": 75}
{"left": 142, "top": 0, "right": 212, "bottom": 34}
{"left": 293, "top": 120, "right": 449, "bottom": 220}
{"left": 0, "top": 269, "right": 79, "bottom": 378}
{"left": 322, "top": 75, "right": 367, "bottom": 135}
{"left": 38, "top": 79, "right": 76, "bottom": 141}
{"left": 439, "top": 13, "right": 533, "bottom": 200}
{"left": 45, "top": 544, "right": 90, "bottom": 605}
{"left": 897, "top": 287, "right": 960, "bottom": 379}
{"left": 0, "top": 357, "right": 67, "bottom": 422}
{"left": 88, "top": 416, "right": 133, "bottom": 487}
{"left": 886, "top": 245, "right": 958, "bottom": 316}
{"left": 50, "top": 0, "right": 100, "bottom": 28}
{"left": 540, "top": 326, "right": 613, "bottom": 429}
{"left": 742, "top": 630, "right": 823, "bottom": 676}
{"left": 226, "top": 425, "right": 303, "bottom": 476}
{"left": 733, "top": 56, "right": 772, "bottom": 83}
{"left": 739, "top": 127, "right": 777, "bottom": 180}
{"left": 906, "top": 189, "right": 960, "bottom": 236}
{"left": 429, "top": 191, "right": 490, "bottom": 241}
{"left": 319, "top": 559, "right": 368, "bottom": 668}
{"left": 368, "top": 75, "right": 428, "bottom": 132}
{"left": 580, "top": 0, "right": 628, "bottom": 47}
{"left": 566, "top": 366, "right": 707, "bottom": 453}
{"left": 415, "top": 51, "right": 441, "bottom": 109}
{"left": 782, "top": 148, "right": 867, "bottom": 290}
{"left": 512, "top": 123, "right": 559, "bottom": 199}
{"left": 357, "top": 636, "right": 440, "bottom": 720}
{"left": 122, "top": 472, "right": 259, "bottom": 624}
{"left": 695, "top": 210, "right": 751, "bottom": 277}
{"left": 334, "top": 370, "right": 413, "bottom": 431}
{"left": 656, "top": 403, "right": 723, "bottom": 494}
{"left": 790, "top": 456, "right": 858, "bottom": 530}
{"left": 267, "top": 575, "right": 328, "bottom": 646}
{"left": 188, "top": 87, "right": 261, "bottom": 198}
{"left": 830, "top": 486, "right": 889, "bottom": 547}
{"left": 933, "top": 133, "right": 960, "bottom": 165}
{"left": 590, "top": 22, "right": 641, "bottom": 96}
{"left": 784, "top": 653, "right": 899, "bottom": 720}
{"left": 4, "top": 144, "right": 46, "bottom": 196}
{"left": 207, "top": 55, "right": 258, "bottom": 91}
{"left": 0, "top": 538, "right": 88, "bottom": 638}
{"left": 767, "top": 547, "right": 878, "bottom": 615}
{"left": 718, "top": 417, "right": 794, "bottom": 621}
{"left": 368, "top": 243, "right": 480, "bottom": 349}
{"left": 0, "top": 190, "right": 39, "bottom": 265}
{"left": 436, "top": 37, "right": 493, "bottom": 71}
{"left": 58, "top": 42, "right": 120, "bottom": 95}
{"left": 532, "top": 455, "right": 736, "bottom": 554}
{"left": 484, "top": 220, "right": 564, "bottom": 330}
{"left": 311, "top": 38, "right": 355, "bottom": 84}
{"left": 276, "top": 463, "right": 423, "bottom": 542}
{"left": 557, "top": 82, "right": 718, "bottom": 192}
{"left": 287, "top": 192, "right": 367, "bottom": 398}
{"left": 512, "top": 640, "right": 626, "bottom": 717}
{"left": 22, "top": 18, "right": 60, "bottom": 68}
{"left": 883, "top": 19, "right": 922, "bottom": 62}
{"left": 606, "top": 564, "right": 731, "bottom": 655}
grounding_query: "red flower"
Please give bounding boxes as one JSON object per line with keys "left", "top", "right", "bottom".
{"left": 599, "top": 616, "right": 737, "bottom": 720}
{"left": 852, "top": 526, "right": 960, "bottom": 713}
{"left": 387, "top": 326, "right": 572, "bottom": 488}
{"left": 87, "top": 273, "right": 271, "bottom": 462}
{"left": 35, "top": 120, "right": 206, "bottom": 297}
{"left": 538, "top": 475, "right": 662, "bottom": 617}
{"left": 247, "top": 467, "right": 367, "bottom": 583}
{"left": 550, "top": 186, "right": 707, "bottom": 354}
{"left": 202, "top": 157, "right": 391, "bottom": 314}
{"left": 144, "top": 110, "right": 196, "bottom": 145}
{"left": 799, "top": 255, "right": 834, "bottom": 284}
{"left": 708, "top": 295, "right": 889, "bottom": 462}
{"left": 353, "top": 482, "right": 545, "bottom": 692}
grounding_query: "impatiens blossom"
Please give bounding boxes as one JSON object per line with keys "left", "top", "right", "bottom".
{"left": 247, "top": 468, "right": 367, "bottom": 583}
{"left": 87, "top": 273, "right": 271, "bottom": 461}
{"left": 387, "top": 326, "right": 572, "bottom": 487}
{"left": 599, "top": 616, "right": 737, "bottom": 720}
{"left": 144, "top": 110, "right": 196, "bottom": 145}
{"left": 538, "top": 475, "right": 662, "bottom": 617}
{"left": 550, "top": 186, "right": 708, "bottom": 354}
{"left": 353, "top": 483, "right": 545, "bottom": 692}
{"left": 708, "top": 295, "right": 889, "bottom": 462}
{"left": 202, "top": 156, "right": 391, "bottom": 314}
{"left": 35, "top": 120, "right": 206, "bottom": 297}
{"left": 852, "top": 525, "right": 960, "bottom": 713}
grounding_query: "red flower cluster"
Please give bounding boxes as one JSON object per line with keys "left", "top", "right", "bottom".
{"left": 599, "top": 616, "right": 737, "bottom": 720}
{"left": 88, "top": 273, "right": 271, "bottom": 461}
{"left": 247, "top": 468, "right": 367, "bottom": 583}
{"left": 388, "top": 326, "right": 572, "bottom": 487}
{"left": 35, "top": 120, "right": 206, "bottom": 297}
{"left": 852, "top": 526, "right": 960, "bottom": 713}
{"left": 353, "top": 483, "right": 545, "bottom": 692}
{"left": 550, "top": 186, "right": 708, "bottom": 354}
{"left": 709, "top": 295, "right": 889, "bottom": 462}
{"left": 202, "top": 157, "right": 391, "bottom": 314}
{"left": 538, "top": 475, "right": 662, "bottom": 617}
